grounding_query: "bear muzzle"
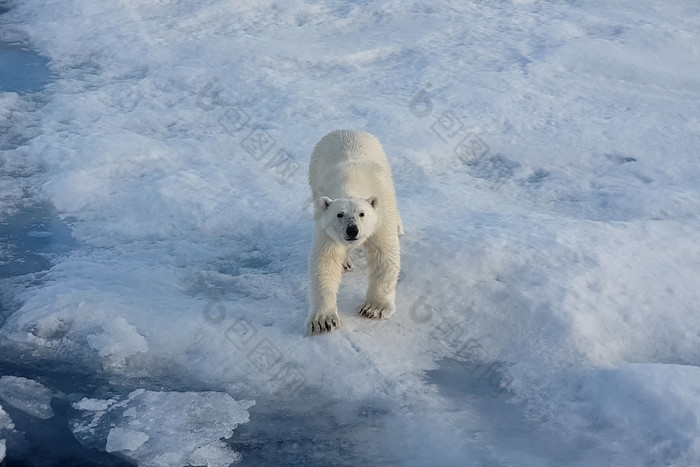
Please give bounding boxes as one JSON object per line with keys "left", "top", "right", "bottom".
{"left": 345, "top": 224, "right": 359, "bottom": 241}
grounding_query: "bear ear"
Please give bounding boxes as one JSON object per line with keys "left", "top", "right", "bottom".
{"left": 318, "top": 196, "right": 333, "bottom": 211}
{"left": 367, "top": 196, "right": 378, "bottom": 209}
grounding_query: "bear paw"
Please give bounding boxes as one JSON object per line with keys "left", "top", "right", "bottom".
{"left": 308, "top": 311, "right": 340, "bottom": 334}
{"left": 358, "top": 301, "right": 395, "bottom": 320}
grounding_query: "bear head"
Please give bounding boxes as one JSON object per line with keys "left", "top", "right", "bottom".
{"left": 316, "top": 196, "right": 379, "bottom": 246}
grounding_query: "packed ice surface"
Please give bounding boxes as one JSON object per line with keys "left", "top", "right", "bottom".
{"left": 578, "top": 364, "right": 700, "bottom": 463}
{"left": 0, "top": 375, "right": 54, "bottom": 419}
{"left": 1, "top": 0, "right": 700, "bottom": 465}
{"left": 71, "top": 389, "right": 253, "bottom": 467}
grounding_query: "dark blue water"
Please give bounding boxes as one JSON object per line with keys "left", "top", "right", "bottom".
{"left": 0, "top": 204, "right": 74, "bottom": 281}
{"left": 0, "top": 0, "right": 51, "bottom": 94}
{"left": 0, "top": 43, "right": 51, "bottom": 94}
{"left": 0, "top": 361, "right": 134, "bottom": 467}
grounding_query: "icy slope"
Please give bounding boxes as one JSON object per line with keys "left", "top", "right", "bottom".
{"left": 1, "top": 0, "right": 700, "bottom": 465}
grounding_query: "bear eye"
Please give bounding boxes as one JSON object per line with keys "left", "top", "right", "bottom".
{"left": 359, "top": 212, "right": 365, "bottom": 217}
{"left": 337, "top": 213, "right": 344, "bottom": 218}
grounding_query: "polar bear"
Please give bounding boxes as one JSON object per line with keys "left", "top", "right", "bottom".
{"left": 307, "top": 130, "right": 403, "bottom": 334}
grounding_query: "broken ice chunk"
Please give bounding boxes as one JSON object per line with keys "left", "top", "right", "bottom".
{"left": 71, "top": 389, "right": 254, "bottom": 466}
{"left": 0, "top": 404, "right": 14, "bottom": 431}
{"left": 189, "top": 440, "right": 243, "bottom": 467}
{"left": 106, "top": 427, "right": 149, "bottom": 453}
{"left": 0, "top": 376, "right": 54, "bottom": 419}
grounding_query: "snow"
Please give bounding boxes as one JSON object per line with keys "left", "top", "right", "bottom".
{"left": 577, "top": 364, "right": 700, "bottom": 463}
{"left": 0, "top": 376, "right": 54, "bottom": 419}
{"left": 1, "top": 0, "right": 699, "bottom": 465}
{"left": 71, "top": 389, "right": 252, "bottom": 467}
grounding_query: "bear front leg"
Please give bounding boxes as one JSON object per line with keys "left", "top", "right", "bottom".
{"left": 358, "top": 232, "right": 400, "bottom": 320}
{"left": 307, "top": 236, "right": 345, "bottom": 334}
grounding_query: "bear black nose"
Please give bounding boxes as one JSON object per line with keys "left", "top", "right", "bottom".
{"left": 346, "top": 225, "right": 359, "bottom": 239}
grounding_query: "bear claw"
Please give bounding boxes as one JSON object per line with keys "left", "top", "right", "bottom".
{"left": 358, "top": 302, "right": 394, "bottom": 320}
{"left": 309, "top": 315, "right": 340, "bottom": 334}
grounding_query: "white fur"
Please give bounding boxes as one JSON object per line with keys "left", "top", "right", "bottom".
{"left": 307, "top": 130, "right": 403, "bottom": 334}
